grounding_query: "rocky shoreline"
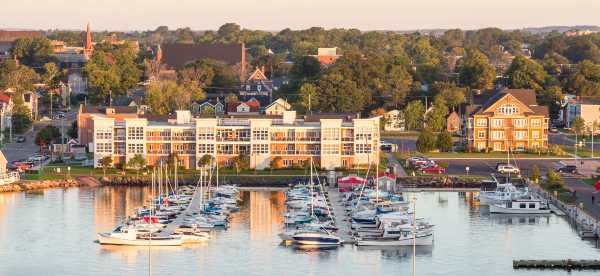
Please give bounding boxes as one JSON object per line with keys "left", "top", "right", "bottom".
{"left": 0, "top": 179, "right": 85, "bottom": 193}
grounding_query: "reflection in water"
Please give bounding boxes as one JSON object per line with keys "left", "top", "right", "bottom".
{"left": 0, "top": 188, "right": 599, "bottom": 276}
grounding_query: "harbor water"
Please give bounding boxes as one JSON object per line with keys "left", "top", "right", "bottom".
{"left": 0, "top": 186, "right": 599, "bottom": 275}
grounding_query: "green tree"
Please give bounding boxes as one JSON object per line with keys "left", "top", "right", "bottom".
{"left": 270, "top": 156, "right": 282, "bottom": 173}
{"left": 68, "top": 121, "right": 78, "bottom": 138}
{"left": 217, "top": 23, "right": 241, "bottom": 43}
{"left": 316, "top": 73, "right": 370, "bottom": 113}
{"left": 425, "top": 96, "right": 449, "bottom": 132}
{"left": 289, "top": 56, "right": 321, "bottom": 83}
{"left": 0, "top": 60, "right": 40, "bottom": 92}
{"left": 232, "top": 154, "right": 249, "bottom": 174}
{"left": 298, "top": 83, "right": 318, "bottom": 113}
{"left": 458, "top": 49, "right": 496, "bottom": 90}
{"left": 566, "top": 60, "right": 600, "bottom": 96}
{"left": 10, "top": 37, "right": 54, "bottom": 69}
{"left": 416, "top": 128, "right": 437, "bottom": 153}
{"left": 146, "top": 80, "right": 203, "bottom": 115}
{"left": 35, "top": 125, "right": 60, "bottom": 146}
{"left": 99, "top": 156, "right": 113, "bottom": 177}
{"left": 404, "top": 100, "right": 425, "bottom": 131}
{"left": 436, "top": 130, "right": 453, "bottom": 152}
{"left": 225, "top": 93, "right": 239, "bottom": 104}
{"left": 178, "top": 58, "right": 237, "bottom": 93}
{"left": 506, "top": 55, "right": 547, "bottom": 91}
{"left": 197, "top": 154, "right": 213, "bottom": 168}
{"left": 127, "top": 154, "right": 147, "bottom": 176}
{"left": 538, "top": 86, "right": 563, "bottom": 120}
{"left": 12, "top": 104, "right": 32, "bottom": 134}
{"left": 433, "top": 82, "right": 466, "bottom": 108}
{"left": 571, "top": 116, "right": 585, "bottom": 136}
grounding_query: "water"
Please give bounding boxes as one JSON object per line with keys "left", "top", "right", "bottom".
{"left": 0, "top": 187, "right": 599, "bottom": 276}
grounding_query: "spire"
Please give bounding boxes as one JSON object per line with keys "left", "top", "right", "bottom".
{"left": 84, "top": 22, "right": 93, "bottom": 53}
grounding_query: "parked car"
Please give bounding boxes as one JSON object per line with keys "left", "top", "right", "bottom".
{"left": 496, "top": 163, "right": 520, "bottom": 174}
{"left": 409, "top": 157, "right": 433, "bottom": 167}
{"left": 16, "top": 136, "right": 25, "bottom": 143}
{"left": 557, "top": 165, "right": 577, "bottom": 174}
{"left": 550, "top": 127, "right": 558, "bottom": 133}
{"left": 419, "top": 165, "right": 446, "bottom": 174}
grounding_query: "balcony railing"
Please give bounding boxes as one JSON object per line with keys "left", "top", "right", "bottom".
{"left": 147, "top": 136, "right": 171, "bottom": 141}
{"left": 295, "top": 137, "right": 320, "bottom": 142}
{"left": 271, "top": 150, "right": 320, "bottom": 155}
{"left": 271, "top": 136, "right": 295, "bottom": 141}
{"left": 171, "top": 136, "right": 196, "bottom": 141}
{"left": 216, "top": 137, "right": 251, "bottom": 142}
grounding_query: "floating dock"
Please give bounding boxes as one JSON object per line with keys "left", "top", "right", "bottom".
{"left": 328, "top": 186, "right": 355, "bottom": 244}
{"left": 514, "top": 259, "right": 600, "bottom": 270}
{"left": 158, "top": 187, "right": 205, "bottom": 237}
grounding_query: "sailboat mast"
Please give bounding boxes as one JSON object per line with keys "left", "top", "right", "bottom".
{"left": 174, "top": 155, "right": 178, "bottom": 193}
{"left": 376, "top": 155, "right": 379, "bottom": 203}
{"left": 310, "top": 156, "right": 314, "bottom": 217}
{"left": 412, "top": 195, "right": 417, "bottom": 276}
{"left": 215, "top": 157, "right": 219, "bottom": 190}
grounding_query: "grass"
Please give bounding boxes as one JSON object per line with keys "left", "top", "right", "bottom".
{"left": 583, "top": 178, "right": 599, "bottom": 187}
{"left": 561, "top": 146, "right": 593, "bottom": 158}
{"left": 393, "top": 151, "right": 564, "bottom": 159}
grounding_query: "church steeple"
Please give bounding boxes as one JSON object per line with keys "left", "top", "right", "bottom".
{"left": 84, "top": 22, "right": 93, "bottom": 57}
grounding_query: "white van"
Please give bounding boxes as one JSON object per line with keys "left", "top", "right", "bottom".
{"left": 496, "top": 163, "right": 520, "bottom": 174}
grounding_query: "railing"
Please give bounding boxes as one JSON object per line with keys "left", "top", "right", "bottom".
{"left": 296, "top": 137, "right": 320, "bottom": 142}
{"left": 171, "top": 136, "right": 196, "bottom": 141}
{"left": 341, "top": 151, "right": 354, "bottom": 155}
{"left": 147, "top": 136, "right": 171, "bottom": 141}
{"left": 341, "top": 137, "right": 354, "bottom": 142}
{"left": 271, "top": 150, "right": 320, "bottom": 155}
{"left": 271, "top": 136, "right": 295, "bottom": 141}
{"left": 174, "top": 151, "right": 196, "bottom": 154}
{"left": 216, "top": 137, "right": 251, "bottom": 142}
{"left": 147, "top": 150, "right": 170, "bottom": 154}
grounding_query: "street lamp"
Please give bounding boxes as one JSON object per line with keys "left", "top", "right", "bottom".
{"left": 465, "top": 166, "right": 470, "bottom": 176}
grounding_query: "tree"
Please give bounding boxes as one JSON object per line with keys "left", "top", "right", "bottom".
{"left": 289, "top": 56, "right": 321, "bottom": 83}
{"left": 506, "top": 55, "right": 547, "bottom": 91}
{"left": 270, "top": 156, "right": 282, "bottom": 173}
{"left": 458, "top": 50, "right": 496, "bottom": 90}
{"left": 404, "top": 100, "right": 425, "bottom": 131}
{"left": 232, "top": 154, "right": 249, "bottom": 174}
{"left": 35, "top": 125, "right": 60, "bottom": 146}
{"left": 433, "top": 82, "right": 466, "bottom": 109}
{"left": 538, "top": 86, "right": 563, "bottom": 120}
{"left": 315, "top": 73, "right": 370, "bottom": 113}
{"left": 127, "top": 154, "right": 147, "bottom": 176}
{"left": 425, "top": 96, "right": 449, "bottom": 132}
{"left": 12, "top": 104, "right": 32, "bottom": 134}
{"left": 10, "top": 37, "right": 54, "bottom": 69}
{"left": 0, "top": 60, "right": 40, "bottom": 92}
{"left": 531, "top": 165, "right": 540, "bottom": 183}
{"left": 297, "top": 83, "right": 318, "bottom": 113}
{"left": 225, "top": 93, "right": 238, "bottom": 104}
{"left": 68, "top": 121, "right": 78, "bottom": 138}
{"left": 197, "top": 154, "right": 213, "bottom": 169}
{"left": 217, "top": 23, "right": 241, "bottom": 43}
{"left": 99, "top": 156, "right": 113, "bottom": 177}
{"left": 571, "top": 116, "right": 585, "bottom": 136}
{"left": 566, "top": 60, "right": 600, "bottom": 96}
{"left": 436, "top": 130, "right": 453, "bottom": 152}
{"left": 416, "top": 128, "right": 437, "bottom": 153}
{"left": 178, "top": 58, "right": 237, "bottom": 93}
{"left": 146, "top": 80, "right": 204, "bottom": 115}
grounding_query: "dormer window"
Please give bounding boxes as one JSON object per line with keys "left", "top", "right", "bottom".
{"left": 498, "top": 104, "right": 518, "bottom": 115}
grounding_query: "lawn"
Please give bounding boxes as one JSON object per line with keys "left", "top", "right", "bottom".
{"left": 393, "top": 151, "right": 565, "bottom": 159}
{"left": 561, "top": 146, "right": 593, "bottom": 158}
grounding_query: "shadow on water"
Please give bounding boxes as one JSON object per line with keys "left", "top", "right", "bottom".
{"left": 356, "top": 245, "right": 434, "bottom": 260}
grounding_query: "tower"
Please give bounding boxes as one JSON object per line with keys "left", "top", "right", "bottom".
{"left": 84, "top": 22, "right": 93, "bottom": 57}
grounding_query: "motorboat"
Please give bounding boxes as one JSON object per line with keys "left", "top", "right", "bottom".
{"left": 489, "top": 197, "right": 551, "bottom": 214}
{"left": 478, "top": 183, "right": 528, "bottom": 205}
{"left": 97, "top": 226, "right": 183, "bottom": 246}
{"left": 292, "top": 229, "right": 342, "bottom": 246}
{"left": 356, "top": 227, "right": 434, "bottom": 246}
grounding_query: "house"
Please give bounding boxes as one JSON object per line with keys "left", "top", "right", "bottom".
{"left": 159, "top": 43, "right": 247, "bottom": 81}
{"left": 384, "top": 110, "right": 405, "bottom": 131}
{"left": 464, "top": 88, "right": 549, "bottom": 151}
{"left": 239, "top": 67, "right": 273, "bottom": 106}
{"left": 22, "top": 91, "right": 40, "bottom": 119}
{"left": 227, "top": 99, "right": 260, "bottom": 115}
{"left": 446, "top": 111, "right": 460, "bottom": 133}
{"left": 314, "top": 47, "right": 341, "bottom": 66}
{"left": 191, "top": 98, "right": 225, "bottom": 116}
{"left": 0, "top": 92, "right": 13, "bottom": 139}
{"left": 264, "top": 98, "right": 291, "bottom": 116}
{"left": 564, "top": 97, "right": 600, "bottom": 130}
{"left": 375, "top": 172, "right": 397, "bottom": 191}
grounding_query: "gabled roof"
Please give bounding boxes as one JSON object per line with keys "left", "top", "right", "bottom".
{"left": 265, "top": 98, "right": 291, "bottom": 110}
{"left": 0, "top": 92, "right": 11, "bottom": 104}
{"left": 160, "top": 43, "right": 243, "bottom": 69}
{"left": 466, "top": 88, "right": 547, "bottom": 117}
{"left": 247, "top": 67, "right": 269, "bottom": 82}
{"left": 227, "top": 100, "right": 260, "bottom": 113}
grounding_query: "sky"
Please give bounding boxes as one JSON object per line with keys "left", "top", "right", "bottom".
{"left": 2, "top": 0, "right": 600, "bottom": 31}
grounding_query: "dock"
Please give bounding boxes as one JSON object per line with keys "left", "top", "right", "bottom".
{"left": 549, "top": 203, "right": 566, "bottom": 216}
{"left": 327, "top": 186, "right": 355, "bottom": 244}
{"left": 158, "top": 186, "right": 205, "bottom": 237}
{"left": 514, "top": 259, "right": 600, "bottom": 270}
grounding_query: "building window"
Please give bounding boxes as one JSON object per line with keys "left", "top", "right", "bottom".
{"left": 531, "top": 119, "right": 541, "bottom": 128}
{"left": 283, "top": 159, "right": 293, "bottom": 167}
{"left": 355, "top": 127, "right": 372, "bottom": 141}
{"left": 493, "top": 142, "right": 503, "bottom": 151}
{"left": 498, "top": 104, "right": 518, "bottom": 115}
{"left": 356, "top": 144, "right": 372, "bottom": 154}
{"left": 322, "top": 128, "right": 340, "bottom": 141}
{"left": 515, "top": 131, "right": 528, "bottom": 140}
{"left": 514, "top": 119, "right": 526, "bottom": 128}
{"left": 198, "top": 144, "right": 213, "bottom": 154}
{"left": 252, "top": 128, "right": 269, "bottom": 140}
{"left": 532, "top": 142, "right": 539, "bottom": 148}
{"left": 96, "top": 129, "right": 112, "bottom": 140}
{"left": 532, "top": 131, "right": 539, "bottom": 139}
{"left": 476, "top": 119, "right": 487, "bottom": 127}
{"left": 96, "top": 142, "right": 113, "bottom": 153}
{"left": 252, "top": 144, "right": 269, "bottom": 154}
{"left": 491, "top": 119, "right": 503, "bottom": 128}
{"left": 127, "top": 143, "right": 143, "bottom": 154}
{"left": 477, "top": 130, "right": 485, "bottom": 139}
{"left": 477, "top": 141, "right": 486, "bottom": 150}
{"left": 491, "top": 131, "right": 504, "bottom": 139}
{"left": 322, "top": 144, "right": 340, "bottom": 155}
{"left": 127, "top": 127, "right": 144, "bottom": 140}
{"left": 197, "top": 127, "right": 215, "bottom": 140}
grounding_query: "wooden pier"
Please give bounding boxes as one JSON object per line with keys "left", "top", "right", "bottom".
{"left": 328, "top": 186, "right": 355, "bottom": 244}
{"left": 158, "top": 187, "right": 205, "bottom": 237}
{"left": 514, "top": 259, "right": 600, "bottom": 270}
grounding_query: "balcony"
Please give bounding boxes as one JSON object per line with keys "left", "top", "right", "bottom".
{"left": 271, "top": 136, "right": 295, "bottom": 141}
{"left": 341, "top": 137, "right": 354, "bottom": 142}
{"left": 171, "top": 136, "right": 196, "bottom": 141}
{"left": 216, "top": 137, "right": 251, "bottom": 142}
{"left": 295, "top": 137, "right": 320, "bottom": 142}
{"left": 147, "top": 136, "right": 171, "bottom": 141}
{"left": 271, "top": 150, "right": 320, "bottom": 155}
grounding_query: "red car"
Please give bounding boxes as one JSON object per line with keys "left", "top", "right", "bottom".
{"left": 419, "top": 165, "right": 446, "bottom": 174}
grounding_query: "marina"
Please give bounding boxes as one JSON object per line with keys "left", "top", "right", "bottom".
{"left": 1, "top": 186, "right": 599, "bottom": 275}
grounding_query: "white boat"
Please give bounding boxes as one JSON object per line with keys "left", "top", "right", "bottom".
{"left": 489, "top": 197, "right": 551, "bottom": 214}
{"left": 479, "top": 183, "right": 527, "bottom": 205}
{"left": 97, "top": 226, "right": 183, "bottom": 246}
{"left": 292, "top": 230, "right": 342, "bottom": 246}
{"left": 171, "top": 231, "right": 210, "bottom": 243}
{"left": 356, "top": 229, "right": 434, "bottom": 246}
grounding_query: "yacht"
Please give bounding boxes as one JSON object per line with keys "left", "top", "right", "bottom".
{"left": 98, "top": 226, "right": 183, "bottom": 246}
{"left": 292, "top": 229, "right": 342, "bottom": 246}
{"left": 490, "top": 197, "right": 551, "bottom": 214}
{"left": 478, "top": 182, "right": 528, "bottom": 205}
{"left": 356, "top": 227, "right": 434, "bottom": 246}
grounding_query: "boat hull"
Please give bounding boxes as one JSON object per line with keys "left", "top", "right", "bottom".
{"left": 356, "top": 233, "right": 434, "bottom": 246}
{"left": 97, "top": 233, "right": 183, "bottom": 246}
{"left": 489, "top": 205, "right": 551, "bottom": 214}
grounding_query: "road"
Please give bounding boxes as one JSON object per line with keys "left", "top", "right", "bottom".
{"left": 2, "top": 110, "right": 77, "bottom": 163}
{"left": 436, "top": 158, "right": 562, "bottom": 177}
